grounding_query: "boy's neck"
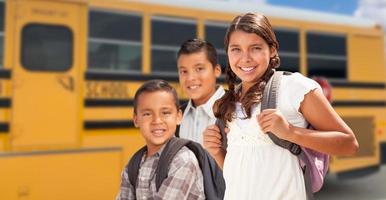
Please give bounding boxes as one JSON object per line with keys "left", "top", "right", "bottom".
{"left": 146, "top": 145, "right": 162, "bottom": 157}
{"left": 146, "top": 140, "right": 170, "bottom": 157}
{"left": 192, "top": 85, "right": 218, "bottom": 107}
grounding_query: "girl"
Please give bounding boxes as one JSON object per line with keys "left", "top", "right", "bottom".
{"left": 203, "top": 13, "right": 358, "bottom": 200}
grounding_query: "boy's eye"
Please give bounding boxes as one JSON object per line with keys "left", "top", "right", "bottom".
{"left": 230, "top": 48, "right": 240, "bottom": 52}
{"left": 196, "top": 67, "right": 204, "bottom": 72}
{"left": 179, "top": 70, "right": 188, "bottom": 75}
{"left": 142, "top": 112, "right": 151, "bottom": 117}
{"left": 162, "top": 111, "right": 172, "bottom": 115}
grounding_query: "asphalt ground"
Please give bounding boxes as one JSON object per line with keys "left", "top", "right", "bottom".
{"left": 315, "top": 165, "right": 386, "bottom": 200}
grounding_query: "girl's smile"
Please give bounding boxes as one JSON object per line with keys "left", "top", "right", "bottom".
{"left": 227, "top": 30, "right": 276, "bottom": 90}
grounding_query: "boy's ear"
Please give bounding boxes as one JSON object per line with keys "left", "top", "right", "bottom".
{"left": 176, "top": 109, "right": 183, "bottom": 125}
{"left": 214, "top": 64, "right": 222, "bottom": 78}
{"left": 133, "top": 113, "right": 139, "bottom": 128}
{"left": 270, "top": 47, "right": 278, "bottom": 59}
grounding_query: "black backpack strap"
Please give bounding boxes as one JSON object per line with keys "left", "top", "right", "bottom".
{"left": 127, "top": 146, "right": 147, "bottom": 194}
{"left": 155, "top": 137, "right": 189, "bottom": 191}
{"left": 154, "top": 137, "right": 226, "bottom": 199}
{"left": 185, "top": 141, "right": 226, "bottom": 200}
{"left": 175, "top": 102, "right": 189, "bottom": 137}
{"left": 261, "top": 71, "right": 302, "bottom": 155}
{"left": 215, "top": 119, "right": 228, "bottom": 150}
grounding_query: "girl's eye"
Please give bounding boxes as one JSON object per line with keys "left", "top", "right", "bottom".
{"left": 197, "top": 67, "right": 204, "bottom": 72}
{"left": 179, "top": 70, "right": 187, "bottom": 75}
{"left": 142, "top": 112, "right": 151, "bottom": 117}
{"left": 252, "top": 46, "right": 262, "bottom": 51}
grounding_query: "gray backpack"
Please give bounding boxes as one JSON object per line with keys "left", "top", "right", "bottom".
{"left": 126, "top": 137, "right": 225, "bottom": 200}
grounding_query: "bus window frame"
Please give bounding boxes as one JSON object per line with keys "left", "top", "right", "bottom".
{"left": 151, "top": 15, "right": 197, "bottom": 74}
{"left": 21, "top": 23, "right": 74, "bottom": 72}
{"left": 204, "top": 20, "right": 228, "bottom": 72}
{"left": 88, "top": 9, "right": 143, "bottom": 73}
{"left": 0, "top": 0, "right": 5, "bottom": 68}
{"left": 273, "top": 27, "right": 300, "bottom": 72}
{"left": 306, "top": 31, "right": 347, "bottom": 79}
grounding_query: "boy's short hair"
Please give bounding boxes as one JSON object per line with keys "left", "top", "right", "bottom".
{"left": 177, "top": 38, "right": 218, "bottom": 68}
{"left": 133, "top": 80, "right": 179, "bottom": 114}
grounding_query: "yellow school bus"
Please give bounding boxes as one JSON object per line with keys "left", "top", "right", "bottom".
{"left": 0, "top": 0, "right": 385, "bottom": 199}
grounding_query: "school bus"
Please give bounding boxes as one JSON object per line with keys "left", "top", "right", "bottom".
{"left": 0, "top": 0, "right": 385, "bottom": 199}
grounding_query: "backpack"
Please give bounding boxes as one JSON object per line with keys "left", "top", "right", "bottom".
{"left": 216, "top": 71, "right": 329, "bottom": 200}
{"left": 126, "top": 137, "right": 226, "bottom": 200}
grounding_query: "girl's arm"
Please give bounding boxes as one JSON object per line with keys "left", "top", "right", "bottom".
{"left": 203, "top": 125, "right": 227, "bottom": 169}
{"left": 258, "top": 89, "right": 359, "bottom": 156}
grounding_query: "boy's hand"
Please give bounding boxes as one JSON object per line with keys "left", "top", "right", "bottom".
{"left": 203, "top": 125, "right": 228, "bottom": 157}
{"left": 257, "top": 109, "right": 292, "bottom": 140}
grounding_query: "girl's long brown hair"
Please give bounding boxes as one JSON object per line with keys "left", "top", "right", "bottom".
{"left": 213, "top": 13, "right": 280, "bottom": 123}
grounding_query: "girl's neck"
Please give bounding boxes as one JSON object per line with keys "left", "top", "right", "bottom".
{"left": 239, "top": 81, "right": 258, "bottom": 100}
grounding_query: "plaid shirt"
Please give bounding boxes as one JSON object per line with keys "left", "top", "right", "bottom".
{"left": 116, "top": 146, "right": 205, "bottom": 200}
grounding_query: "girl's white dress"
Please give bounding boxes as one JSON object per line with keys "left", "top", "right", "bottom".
{"left": 223, "top": 73, "right": 321, "bottom": 200}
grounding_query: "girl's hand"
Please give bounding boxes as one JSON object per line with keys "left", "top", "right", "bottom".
{"left": 203, "top": 125, "right": 227, "bottom": 156}
{"left": 203, "top": 124, "right": 228, "bottom": 169}
{"left": 257, "top": 109, "right": 292, "bottom": 140}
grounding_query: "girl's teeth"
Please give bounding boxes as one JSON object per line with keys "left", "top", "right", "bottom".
{"left": 241, "top": 67, "right": 254, "bottom": 72}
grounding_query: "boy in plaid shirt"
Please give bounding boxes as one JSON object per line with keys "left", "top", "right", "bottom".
{"left": 116, "top": 80, "right": 205, "bottom": 200}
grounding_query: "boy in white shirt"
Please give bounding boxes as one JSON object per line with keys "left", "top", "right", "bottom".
{"left": 177, "top": 39, "right": 225, "bottom": 144}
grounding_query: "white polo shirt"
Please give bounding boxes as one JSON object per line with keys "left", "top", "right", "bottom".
{"left": 179, "top": 86, "right": 225, "bottom": 144}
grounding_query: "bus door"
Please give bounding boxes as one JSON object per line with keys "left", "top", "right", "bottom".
{"left": 11, "top": 0, "right": 82, "bottom": 149}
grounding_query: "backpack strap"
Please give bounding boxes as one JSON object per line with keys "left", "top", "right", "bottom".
{"left": 155, "top": 137, "right": 226, "bottom": 200}
{"left": 262, "top": 71, "right": 315, "bottom": 200}
{"left": 185, "top": 140, "right": 226, "bottom": 200}
{"left": 175, "top": 102, "right": 189, "bottom": 137}
{"left": 215, "top": 119, "right": 228, "bottom": 150}
{"left": 261, "top": 71, "right": 302, "bottom": 155}
{"left": 127, "top": 145, "right": 147, "bottom": 195}
{"left": 155, "top": 137, "right": 189, "bottom": 191}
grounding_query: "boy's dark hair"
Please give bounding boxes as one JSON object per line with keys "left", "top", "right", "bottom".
{"left": 177, "top": 38, "right": 219, "bottom": 68}
{"left": 133, "top": 80, "right": 179, "bottom": 114}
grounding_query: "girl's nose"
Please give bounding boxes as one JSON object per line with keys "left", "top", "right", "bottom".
{"left": 240, "top": 51, "right": 252, "bottom": 63}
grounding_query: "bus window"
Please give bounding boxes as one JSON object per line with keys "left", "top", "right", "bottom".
{"left": 21, "top": 24, "right": 73, "bottom": 71}
{"left": 274, "top": 29, "right": 300, "bottom": 72}
{"left": 151, "top": 16, "right": 196, "bottom": 73}
{"left": 0, "top": 1, "right": 4, "bottom": 67}
{"left": 205, "top": 22, "right": 228, "bottom": 71}
{"left": 307, "top": 33, "right": 347, "bottom": 78}
{"left": 88, "top": 10, "right": 142, "bottom": 72}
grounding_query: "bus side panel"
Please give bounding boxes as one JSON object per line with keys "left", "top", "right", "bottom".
{"left": 0, "top": 135, "right": 5, "bottom": 150}
{"left": 83, "top": 131, "right": 145, "bottom": 165}
{"left": 330, "top": 107, "right": 381, "bottom": 172}
{"left": 0, "top": 148, "right": 122, "bottom": 200}
{"left": 349, "top": 33, "right": 385, "bottom": 82}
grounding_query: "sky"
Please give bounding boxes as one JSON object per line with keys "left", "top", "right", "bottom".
{"left": 235, "top": 0, "right": 386, "bottom": 32}
{"left": 268, "top": 0, "right": 358, "bottom": 15}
